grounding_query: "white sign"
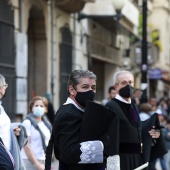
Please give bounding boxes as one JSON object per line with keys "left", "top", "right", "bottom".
{"left": 16, "top": 101, "right": 27, "bottom": 115}
{"left": 16, "top": 78, "right": 27, "bottom": 100}
{"left": 16, "top": 33, "right": 28, "bottom": 77}
{"left": 16, "top": 78, "right": 27, "bottom": 115}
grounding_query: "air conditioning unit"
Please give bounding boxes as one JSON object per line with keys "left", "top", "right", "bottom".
{"left": 115, "top": 34, "right": 122, "bottom": 49}
{"left": 115, "top": 34, "right": 130, "bottom": 49}
{"left": 122, "top": 58, "right": 131, "bottom": 69}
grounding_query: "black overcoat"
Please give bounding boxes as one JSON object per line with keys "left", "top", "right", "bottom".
{"left": 105, "top": 98, "right": 167, "bottom": 170}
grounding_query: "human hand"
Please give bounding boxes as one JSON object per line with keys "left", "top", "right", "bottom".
{"left": 148, "top": 126, "right": 160, "bottom": 139}
{"left": 35, "top": 162, "right": 45, "bottom": 170}
{"left": 13, "top": 126, "right": 21, "bottom": 136}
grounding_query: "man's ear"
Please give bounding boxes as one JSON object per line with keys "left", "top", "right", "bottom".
{"left": 68, "top": 85, "right": 75, "bottom": 96}
{"left": 114, "top": 84, "right": 118, "bottom": 91}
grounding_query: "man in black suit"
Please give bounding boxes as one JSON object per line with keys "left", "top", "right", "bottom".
{"left": 45, "top": 70, "right": 116, "bottom": 170}
{"left": 105, "top": 70, "right": 167, "bottom": 170}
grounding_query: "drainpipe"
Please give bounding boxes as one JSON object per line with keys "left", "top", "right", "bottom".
{"left": 19, "top": 0, "right": 22, "bottom": 32}
{"left": 50, "top": 0, "right": 55, "bottom": 104}
{"left": 72, "top": 14, "right": 76, "bottom": 70}
{"left": 141, "top": 0, "right": 148, "bottom": 103}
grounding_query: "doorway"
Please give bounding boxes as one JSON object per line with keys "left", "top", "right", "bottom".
{"left": 27, "top": 4, "right": 47, "bottom": 102}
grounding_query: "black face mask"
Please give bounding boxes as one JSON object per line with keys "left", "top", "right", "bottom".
{"left": 119, "top": 84, "right": 134, "bottom": 98}
{"left": 75, "top": 90, "right": 95, "bottom": 107}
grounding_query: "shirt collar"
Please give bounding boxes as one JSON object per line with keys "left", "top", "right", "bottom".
{"left": 64, "top": 97, "right": 85, "bottom": 112}
{"left": 115, "top": 94, "right": 131, "bottom": 104}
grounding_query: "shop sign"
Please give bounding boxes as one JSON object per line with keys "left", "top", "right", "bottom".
{"left": 148, "top": 68, "right": 162, "bottom": 79}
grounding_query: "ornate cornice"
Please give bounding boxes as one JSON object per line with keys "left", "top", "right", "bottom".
{"left": 56, "top": 0, "right": 86, "bottom": 13}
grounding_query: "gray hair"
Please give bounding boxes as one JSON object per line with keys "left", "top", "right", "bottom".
{"left": 67, "top": 70, "right": 97, "bottom": 95}
{"left": 113, "top": 70, "right": 134, "bottom": 85}
{"left": 0, "top": 74, "right": 6, "bottom": 87}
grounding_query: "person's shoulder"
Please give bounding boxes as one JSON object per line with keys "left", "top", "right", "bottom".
{"left": 22, "top": 118, "right": 32, "bottom": 127}
{"left": 53, "top": 104, "right": 83, "bottom": 127}
{"left": 56, "top": 104, "right": 82, "bottom": 119}
{"left": 0, "top": 105, "right": 7, "bottom": 116}
{"left": 105, "top": 98, "right": 116, "bottom": 106}
{"left": 139, "top": 113, "right": 150, "bottom": 121}
{"left": 58, "top": 103, "right": 78, "bottom": 112}
{"left": 102, "top": 98, "right": 109, "bottom": 105}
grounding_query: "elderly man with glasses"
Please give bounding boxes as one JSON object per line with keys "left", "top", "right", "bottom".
{"left": 105, "top": 70, "right": 167, "bottom": 170}
{"left": 0, "top": 74, "right": 27, "bottom": 170}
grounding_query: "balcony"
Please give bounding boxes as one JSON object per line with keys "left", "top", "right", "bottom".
{"left": 55, "top": 0, "right": 95, "bottom": 13}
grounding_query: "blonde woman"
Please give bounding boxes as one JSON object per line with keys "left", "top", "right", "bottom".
{"left": 21, "top": 96, "right": 51, "bottom": 170}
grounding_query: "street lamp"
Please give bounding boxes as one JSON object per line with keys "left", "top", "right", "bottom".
{"left": 112, "top": 0, "right": 125, "bottom": 21}
{"left": 77, "top": 0, "right": 125, "bottom": 67}
{"left": 112, "top": 0, "right": 125, "bottom": 12}
{"left": 141, "top": 0, "right": 148, "bottom": 103}
{"left": 78, "top": 0, "right": 125, "bottom": 21}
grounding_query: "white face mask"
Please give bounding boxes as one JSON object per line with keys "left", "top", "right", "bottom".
{"left": 33, "top": 106, "right": 45, "bottom": 117}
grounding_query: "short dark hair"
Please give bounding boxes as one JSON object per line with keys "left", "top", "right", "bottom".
{"left": 67, "top": 70, "right": 97, "bottom": 95}
{"left": 108, "top": 86, "right": 115, "bottom": 93}
{"left": 140, "top": 103, "right": 152, "bottom": 113}
{"left": 133, "top": 88, "right": 141, "bottom": 93}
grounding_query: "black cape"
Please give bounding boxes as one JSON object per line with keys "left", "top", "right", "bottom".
{"left": 80, "top": 100, "right": 119, "bottom": 156}
{"left": 142, "top": 113, "right": 167, "bottom": 163}
{"left": 45, "top": 103, "right": 108, "bottom": 170}
{"left": 105, "top": 99, "right": 167, "bottom": 170}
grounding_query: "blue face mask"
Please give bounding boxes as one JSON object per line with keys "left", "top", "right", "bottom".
{"left": 33, "top": 106, "right": 45, "bottom": 117}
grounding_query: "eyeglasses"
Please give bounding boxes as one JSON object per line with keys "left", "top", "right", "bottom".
{"left": 0, "top": 84, "right": 8, "bottom": 89}
{"left": 117, "top": 81, "right": 134, "bottom": 86}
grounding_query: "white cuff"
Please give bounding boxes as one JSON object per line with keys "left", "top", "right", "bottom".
{"left": 107, "top": 155, "right": 120, "bottom": 170}
{"left": 78, "top": 141, "right": 103, "bottom": 164}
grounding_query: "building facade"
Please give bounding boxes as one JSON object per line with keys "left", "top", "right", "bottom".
{"left": 3, "top": 0, "right": 93, "bottom": 119}
{"left": 148, "top": 0, "right": 170, "bottom": 99}
{"left": 2, "top": 0, "right": 170, "bottom": 119}
{"left": 76, "top": 0, "right": 140, "bottom": 102}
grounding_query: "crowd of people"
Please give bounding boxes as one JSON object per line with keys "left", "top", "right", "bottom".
{"left": 138, "top": 96, "right": 170, "bottom": 170}
{"left": 0, "top": 69, "right": 169, "bottom": 170}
